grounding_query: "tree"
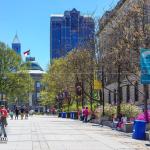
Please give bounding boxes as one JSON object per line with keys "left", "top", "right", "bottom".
{"left": 41, "top": 58, "right": 69, "bottom": 108}
{"left": 7, "top": 71, "right": 34, "bottom": 104}
{"left": 41, "top": 48, "right": 97, "bottom": 111}
{"left": 98, "top": 0, "right": 150, "bottom": 115}
{"left": 66, "top": 49, "right": 96, "bottom": 110}
{"left": 0, "top": 42, "right": 34, "bottom": 104}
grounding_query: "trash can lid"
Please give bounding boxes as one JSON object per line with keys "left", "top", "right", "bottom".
{"left": 134, "top": 120, "right": 147, "bottom": 123}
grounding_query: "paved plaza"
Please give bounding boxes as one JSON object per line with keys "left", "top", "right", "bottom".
{"left": 0, "top": 116, "right": 150, "bottom": 150}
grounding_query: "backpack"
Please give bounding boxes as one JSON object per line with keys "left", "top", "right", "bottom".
{"left": 1, "top": 109, "right": 8, "bottom": 118}
{"left": 0, "top": 110, "right": 7, "bottom": 125}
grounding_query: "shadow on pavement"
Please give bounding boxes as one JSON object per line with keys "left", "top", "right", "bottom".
{"left": 145, "top": 143, "right": 150, "bottom": 146}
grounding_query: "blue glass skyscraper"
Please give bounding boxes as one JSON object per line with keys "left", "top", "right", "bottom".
{"left": 12, "top": 34, "right": 21, "bottom": 55}
{"left": 50, "top": 8, "right": 95, "bottom": 60}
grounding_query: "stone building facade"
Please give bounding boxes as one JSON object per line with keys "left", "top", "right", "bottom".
{"left": 98, "top": 0, "right": 150, "bottom": 105}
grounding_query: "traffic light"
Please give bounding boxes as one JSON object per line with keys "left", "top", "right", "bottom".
{"left": 75, "top": 82, "right": 82, "bottom": 96}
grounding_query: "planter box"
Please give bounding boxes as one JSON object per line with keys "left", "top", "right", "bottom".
{"left": 121, "top": 122, "right": 133, "bottom": 133}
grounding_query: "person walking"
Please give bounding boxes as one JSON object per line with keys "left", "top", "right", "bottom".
{"left": 0, "top": 105, "right": 8, "bottom": 139}
{"left": 81, "top": 107, "right": 85, "bottom": 121}
{"left": 111, "top": 114, "right": 117, "bottom": 130}
{"left": 25, "top": 107, "right": 29, "bottom": 119}
{"left": 0, "top": 105, "right": 8, "bottom": 126}
{"left": 84, "top": 107, "right": 89, "bottom": 123}
{"left": 15, "top": 107, "right": 19, "bottom": 120}
{"left": 20, "top": 106, "right": 25, "bottom": 120}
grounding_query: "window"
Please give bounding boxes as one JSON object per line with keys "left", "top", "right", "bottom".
{"left": 108, "top": 91, "right": 111, "bottom": 104}
{"left": 134, "top": 82, "right": 139, "bottom": 102}
{"left": 126, "top": 85, "right": 130, "bottom": 103}
{"left": 114, "top": 89, "right": 117, "bottom": 105}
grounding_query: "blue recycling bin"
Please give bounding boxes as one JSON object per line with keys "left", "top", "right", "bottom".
{"left": 71, "top": 111, "right": 78, "bottom": 119}
{"left": 132, "top": 120, "right": 146, "bottom": 140}
{"left": 70, "top": 112, "right": 73, "bottom": 119}
{"left": 72, "top": 112, "right": 75, "bottom": 119}
{"left": 61, "top": 112, "right": 67, "bottom": 118}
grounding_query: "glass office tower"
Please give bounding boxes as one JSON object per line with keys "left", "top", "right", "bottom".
{"left": 50, "top": 8, "right": 95, "bottom": 60}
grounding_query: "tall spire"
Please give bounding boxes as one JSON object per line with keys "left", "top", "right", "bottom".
{"left": 12, "top": 33, "right": 21, "bottom": 55}
{"left": 12, "top": 33, "right": 20, "bottom": 43}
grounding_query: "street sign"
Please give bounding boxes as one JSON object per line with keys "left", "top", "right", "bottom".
{"left": 94, "top": 80, "right": 102, "bottom": 90}
{"left": 140, "top": 48, "right": 150, "bottom": 84}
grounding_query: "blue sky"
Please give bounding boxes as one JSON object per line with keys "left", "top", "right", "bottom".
{"left": 0, "top": 0, "right": 119, "bottom": 70}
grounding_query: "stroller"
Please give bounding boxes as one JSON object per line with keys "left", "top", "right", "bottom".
{"left": 0, "top": 112, "right": 7, "bottom": 141}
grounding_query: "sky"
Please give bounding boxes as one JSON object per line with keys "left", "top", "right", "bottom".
{"left": 0, "top": 0, "right": 119, "bottom": 70}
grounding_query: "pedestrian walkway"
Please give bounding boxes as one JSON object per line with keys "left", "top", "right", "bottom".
{"left": 0, "top": 115, "right": 150, "bottom": 150}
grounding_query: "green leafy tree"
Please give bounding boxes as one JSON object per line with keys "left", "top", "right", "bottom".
{"left": 0, "top": 42, "right": 34, "bottom": 104}
{"left": 41, "top": 49, "right": 96, "bottom": 111}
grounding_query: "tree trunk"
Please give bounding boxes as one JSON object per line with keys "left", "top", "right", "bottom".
{"left": 117, "top": 65, "right": 121, "bottom": 116}
{"left": 99, "top": 90, "right": 102, "bottom": 105}
{"left": 81, "top": 79, "right": 84, "bottom": 108}
{"left": 90, "top": 84, "right": 93, "bottom": 111}
{"left": 76, "top": 98, "right": 79, "bottom": 111}
{"left": 101, "top": 66, "right": 105, "bottom": 116}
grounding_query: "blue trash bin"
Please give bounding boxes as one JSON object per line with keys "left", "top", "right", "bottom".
{"left": 70, "top": 112, "right": 73, "bottom": 119}
{"left": 132, "top": 120, "right": 146, "bottom": 140}
{"left": 72, "top": 112, "right": 75, "bottom": 119}
{"left": 62, "top": 112, "right": 66, "bottom": 118}
{"left": 72, "top": 111, "right": 78, "bottom": 119}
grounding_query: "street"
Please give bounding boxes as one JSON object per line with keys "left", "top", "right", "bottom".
{"left": 0, "top": 116, "right": 150, "bottom": 150}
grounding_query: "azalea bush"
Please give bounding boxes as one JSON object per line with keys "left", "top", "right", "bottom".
{"left": 104, "top": 104, "right": 117, "bottom": 118}
{"left": 104, "top": 103, "right": 140, "bottom": 119}
{"left": 120, "top": 103, "right": 141, "bottom": 119}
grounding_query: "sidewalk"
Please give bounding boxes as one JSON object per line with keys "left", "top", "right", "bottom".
{"left": 0, "top": 115, "right": 150, "bottom": 150}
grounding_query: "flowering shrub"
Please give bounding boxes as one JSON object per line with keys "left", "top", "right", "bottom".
{"left": 104, "top": 103, "right": 140, "bottom": 119}
{"left": 120, "top": 103, "right": 141, "bottom": 118}
{"left": 104, "top": 104, "right": 117, "bottom": 118}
